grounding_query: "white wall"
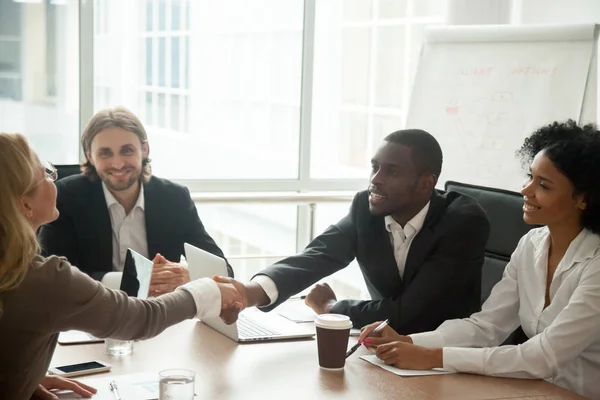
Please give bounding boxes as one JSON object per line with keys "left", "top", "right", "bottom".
{"left": 447, "top": 0, "right": 600, "bottom": 25}
{"left": 447, "top": 0, "right": 512, "bottom": 24}
{"left": 517, "top": 0, "right": 600, "bottom": 24}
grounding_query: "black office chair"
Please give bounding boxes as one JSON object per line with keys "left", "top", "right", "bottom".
{"left": 445, "top": 180, "right": 537, "bottom": 344}
{"left": 55, "top": 164, "right": 82, "bottom": 181}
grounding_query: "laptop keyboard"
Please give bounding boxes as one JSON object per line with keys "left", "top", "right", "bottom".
{"left": 237, "top": 314, "right": 280, "bottom": 338}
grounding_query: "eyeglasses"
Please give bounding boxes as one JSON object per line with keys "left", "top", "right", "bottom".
{"left": 43, "top": 161, "right": 58, "bottom": 182}
{"left": 31, "top": 162, "right": 57, "bottom": 189}
{"left": 24, "top": 162, "right": 58, "bottom": 194}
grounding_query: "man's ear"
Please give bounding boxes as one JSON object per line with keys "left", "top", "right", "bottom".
{"left": 142, "top": 143, "right": 150, "bottom": 158}
{"left": 85, "top": 149, "right": 93, "bottom": 166}
{"left": 421, "top": 174, "right": 436, "bottom": 192}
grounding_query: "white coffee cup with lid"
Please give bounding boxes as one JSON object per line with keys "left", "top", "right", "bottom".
{"left": 315, "top": 314, "right": 353, "bottom": 370}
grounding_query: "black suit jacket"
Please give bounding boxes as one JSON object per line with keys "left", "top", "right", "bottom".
{"left": 258, "top": 190, "right": 490, "bottom": 334}
{"left": 38, "top": 174, "right": 233, "bottom": 280}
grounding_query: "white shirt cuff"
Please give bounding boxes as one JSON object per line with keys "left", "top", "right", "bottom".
{"left": 179, "top": 278, "right": 221, "bottom": 319}
{"left": 443, "top": 347, "right": 484, "bottom": 374}
{"left": 409, "top": 331, "right": 444, "bottom": 348}
{"left": 251, "top": 275, "right": 279, "bottom": 306}
{"left": 101, "top": 272, "right": 123, "bottom": 290}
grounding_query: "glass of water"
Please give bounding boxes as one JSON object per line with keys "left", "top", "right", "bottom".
{"left": 104, "top": 338, "right": 134, "bottom": 356}
{"left": 159, "top": 369, "right": 195, "bottom": 400}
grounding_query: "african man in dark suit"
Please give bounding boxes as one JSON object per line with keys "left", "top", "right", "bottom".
{"left": 215, "top": 129, "right": 490, "bottom": 334}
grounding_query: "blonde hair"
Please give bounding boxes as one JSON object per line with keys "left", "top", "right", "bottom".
{"left": 0, "top": 133, "right": 40, "bottom": 315}
{"left": 80, "top": 106, "right": 152, "bottom": 182}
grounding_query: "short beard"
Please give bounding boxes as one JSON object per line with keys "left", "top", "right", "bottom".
{"left": 99, "top": 170, "right": 140, "bottom": 192}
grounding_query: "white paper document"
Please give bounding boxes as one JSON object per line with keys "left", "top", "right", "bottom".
{"left": 275, "top": 299, "right": 318, "bottom": 323}
{"left": 55, "top": 372, "right": 159, "bottom": 399}
{"left": 360, "top": 355, "right": 454, "bottom": 376}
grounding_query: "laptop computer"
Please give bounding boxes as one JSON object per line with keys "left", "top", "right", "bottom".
{"left": 58, "top": 249, "right": 154, "bottom": 345}
{"left": 184, "top": 243, "right": 315, "bottom": 343}
{"left": 120, "top": 248, "right": 154, "bottom": 299}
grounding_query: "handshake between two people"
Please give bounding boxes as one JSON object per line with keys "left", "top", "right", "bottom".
{"left": 211, "top": 276, "right": 341, "bottom": 325}
{"left": 149, "top": 254, "right": 339, "bottom": 323}
{"left": 211, "top": 276, "right": 267, "bottom": 324}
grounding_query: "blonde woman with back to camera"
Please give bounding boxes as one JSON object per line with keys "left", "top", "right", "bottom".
{"left": 0, "top": 133, "right": 244, "bottom": 399}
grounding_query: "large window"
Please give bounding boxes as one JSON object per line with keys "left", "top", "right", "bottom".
{"left": 93, "top": 0, "right": 305, "bottom": 180}
{"left": 0, "top": 0, "right": 449, "bottom": 299}
{"left": 180, "top": 0, "right": 305, "bottom": 180}
{"left": 142, "top": 0, "right": 190, "bottom": 134}
{"left": 0, "top": 0, "right": 79, "bottom": 164}
{"left": 91, "top": 0, "right": 445, "bottom": 185}
{"left": 311, "top": 0, "right": 445, "bottom": 179}
{"left": 200, "top": 203, "right": 298, "bottom": 282}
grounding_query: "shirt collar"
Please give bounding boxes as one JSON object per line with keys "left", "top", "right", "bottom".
{"left": 531, "top": 226, "right": 600, "bottom": 264}
{"left": 102, "top": 182, "right": 145, "bottom": 211}
{"left": 385, "top": 201, "right": 431, "bottom": 234}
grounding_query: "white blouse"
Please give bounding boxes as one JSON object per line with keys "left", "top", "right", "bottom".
{"left": 410, "top": 227, "right": 600, "bottom": 400}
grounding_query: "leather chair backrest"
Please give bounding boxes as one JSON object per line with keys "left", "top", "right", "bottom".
{"left": 55, "top": 164, "right": 82, "bottom": 181}
{"left": 444, "top": 181, "right": 537, "bottom": 303}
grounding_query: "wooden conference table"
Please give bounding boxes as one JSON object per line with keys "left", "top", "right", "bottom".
{"left": 51, "top": 316, "right": 587, "bottom": 400}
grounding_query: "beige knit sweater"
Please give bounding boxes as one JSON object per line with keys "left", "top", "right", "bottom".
{"left": 0, "top": 255, "right": 216, "bottom": 400}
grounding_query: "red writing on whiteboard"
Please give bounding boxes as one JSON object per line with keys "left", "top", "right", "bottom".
{"left": 460, "top": 67, "right": 493, "bottom": 76}
{"left": 509, "top": 67, "right": 558, "bottom": 76}
{"left": 445, "top": 100, "right": 460, "bottom": 115}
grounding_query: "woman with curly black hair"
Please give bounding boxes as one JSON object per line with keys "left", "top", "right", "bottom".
{"left": 358, "top": 120, "right": 600, "bottom": 400}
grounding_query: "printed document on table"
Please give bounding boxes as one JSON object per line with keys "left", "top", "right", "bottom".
{"left": 360, "top": 355, "right": 455, "bottom": 376}
{"left": 55, "top": 372, "right": 159, "bottom": 399}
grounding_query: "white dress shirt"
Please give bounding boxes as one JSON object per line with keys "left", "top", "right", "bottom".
{"left": 102, "top": 183, "right": 149, "bottom": 271}
{"left": 253, "top": 202, "right": 430, "bottom": 306}
{"left": 410, "top": 227, "right": 600, "bottom": 400}
{"left": 384, "top": 202, "right": 430, "bottom": 278}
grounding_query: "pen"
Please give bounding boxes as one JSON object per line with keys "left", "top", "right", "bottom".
{"left": 345, "top": 319, "right": 389, "bottom": 358}
{"left": 109, "top": 380, "right": 121, "bottom": 400}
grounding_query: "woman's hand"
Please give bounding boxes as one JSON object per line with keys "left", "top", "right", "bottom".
{"left": 376, "top": 341, "right": 443, "bottom": 370}
{"left": 358, "top": 321, "right": 413, "bottom": 347}
{"left": 33, "top": 375, "right": 97, "bottom": 399}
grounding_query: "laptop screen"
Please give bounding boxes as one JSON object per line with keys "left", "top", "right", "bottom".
{"left": 120, "top": 248, "right": 154, "bottom": 299}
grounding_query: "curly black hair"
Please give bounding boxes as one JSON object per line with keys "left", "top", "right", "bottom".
{"left": 516, "top": 119, "right": 600, "bottom": 234}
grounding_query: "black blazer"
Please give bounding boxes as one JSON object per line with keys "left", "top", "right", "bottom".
{"left": 258, "top": 190, "right": 490, "bottom": 334}
{"left": 38, "top": 174, "right": 233, "bottom": 280}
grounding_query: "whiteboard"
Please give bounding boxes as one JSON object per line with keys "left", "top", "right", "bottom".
{"left": 406, "top": 24, "right": 599, "bottom": 191}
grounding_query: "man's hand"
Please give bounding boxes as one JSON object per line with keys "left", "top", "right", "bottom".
{"left": 215, "top": 281, "right": 244, "bottom": 310}
{"left": 213, "top": 276, "right": 249, "bottom": 309}
{"left": 219, "top": 302, "right": 244, "bottom": 325}
{"left": 213, "top": 276, "right": 247, "bottom": 324}
{"left": 212, "top": 276, "right": 270, "bottom": 324}
{"left": 150, "top": 253, "right": 191, "bottom": 296}
{"left": 305, "top": 283, "right": 337, "bottom": 315}
{"left": 358, "top": 320, "right": 412, "bottom": 347}
{"left": 33, "top": 375, "right": 97, "bottom": 399}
